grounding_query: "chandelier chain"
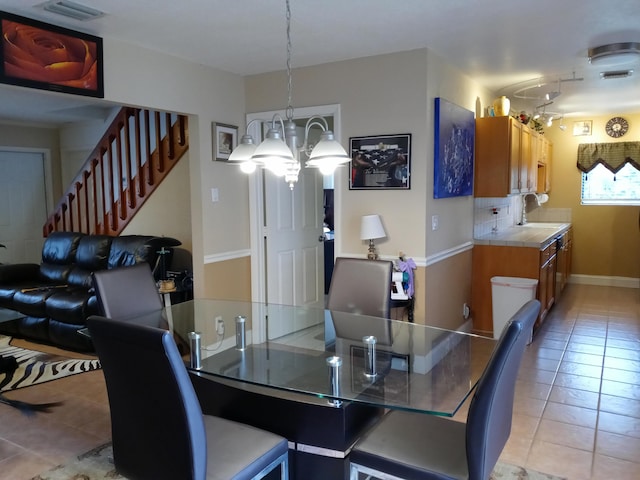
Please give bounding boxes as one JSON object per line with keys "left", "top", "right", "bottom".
{"left": 285, "top": 0, "right": 294, "bottom": 121}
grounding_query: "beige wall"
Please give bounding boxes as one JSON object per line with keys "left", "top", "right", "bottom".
{"left": 203, "top": 256, "right": 251, "bottom": 301}
{"left": 246, "top": 49, "right": 493, "bottom": 329}
{"left": 122, "top": 154, "right": 193, "bottom": 252}
{"left": 98, "top": 39, "right": 249, "bottom": 298}
{"left": 545, "top": 113, "right": 640, "bottom": 280}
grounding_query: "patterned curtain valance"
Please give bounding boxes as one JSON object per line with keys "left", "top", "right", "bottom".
{"left": 577, "top": 141, "right": 640, "bottom": 173}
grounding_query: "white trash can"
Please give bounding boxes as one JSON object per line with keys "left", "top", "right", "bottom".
{"left": 491, "top": 276, "right": 538, "bottom": 341}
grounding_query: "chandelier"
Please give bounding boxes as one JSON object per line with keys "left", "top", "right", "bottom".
{"left": 228, "top": 0, "right": 350, "bottom": 189}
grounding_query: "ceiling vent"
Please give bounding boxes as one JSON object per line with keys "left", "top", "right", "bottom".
{"left": 600, "top": 69, "right": 634, "bottom": 80}
{"left": 41, "top": 0, "right": 105, "bottom": 21}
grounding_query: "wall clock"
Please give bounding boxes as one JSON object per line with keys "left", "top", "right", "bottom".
{"left": 605, "top": 116, "right": 629, "bottom": 138}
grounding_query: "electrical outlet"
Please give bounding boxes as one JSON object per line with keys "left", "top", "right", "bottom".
{"left": 215, "top": 316, "right": 224, "bottom": 335}
{"left": 462, "top": 303, "right": 470, "bottom": 320}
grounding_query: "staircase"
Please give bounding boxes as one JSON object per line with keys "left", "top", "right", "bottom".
{"left": 43, "top": 107, "right": 189, "bottom": 237}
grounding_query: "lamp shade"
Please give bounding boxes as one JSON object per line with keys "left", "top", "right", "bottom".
{"left": 305, "top": 130, "right": 350, "bottom": 174}
{"left": 360, "top": 215, "right": 386, "bottom": 240}
{"left": 228, "top": 134, "right": 258, "bottom": 163}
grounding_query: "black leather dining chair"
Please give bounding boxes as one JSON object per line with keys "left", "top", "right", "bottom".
{"left": 87, "top": 315, "right": 289, "bottom": 480}
{"left": 92, "top": 262, "right": 163, "bottom": 319}
{"left": 349, "top": 299, "right": 540, "bottom": 480}
{"left": 327, "top": 257, "right": 393, "bottom": 318}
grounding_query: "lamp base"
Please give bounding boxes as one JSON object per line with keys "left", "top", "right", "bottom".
{"left": 367, "top": 240, "right": 378, "bottom": 260}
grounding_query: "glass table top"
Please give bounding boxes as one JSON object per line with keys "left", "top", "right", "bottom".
{"left": 150, "top": 299, "right": 497, "bottom": 416}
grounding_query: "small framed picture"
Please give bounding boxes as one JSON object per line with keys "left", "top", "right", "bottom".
{"left": 212, "top": 122, "right": 238, "bottom": 161}
{"left": 573, "top": 120, "right": 592, "bottom": 136}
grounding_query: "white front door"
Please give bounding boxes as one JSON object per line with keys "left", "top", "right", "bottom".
{"left": 0, "top": 150, "right": 49, "bottom": 264}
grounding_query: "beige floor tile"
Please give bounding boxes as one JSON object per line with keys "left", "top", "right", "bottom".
{"left": 595, "top": 430, "right": 640, "bottom": 463}
{"left": 536, "top": 418, "right": 595, "bottom": 451}
{"left": 558, "top": 361, "right": 602, "bottom": 379}
{"left": 542, "top": 402, "right": 597, "bottom": 429}
{"left": 499, "top": 434, "right": 533, "bottom": 467}
{"left": 554, "top": 372, "right": 602, "bottom": 393}
{"left": 548, "top": 385, "right": 599, "bottom": 409}
{"left": 515, "top": 379, "right": 553, "bottom": 401}
{"left": 598, "top": 411, "right": 640, "bottom": 439}
{"left": 599, "top": 393, "right": 640, "bottom": 418}
{"left": 601, "top": 379, "right": 640, "bottom": 400}
{"left": 527, "top": 440, "right": 593, "bottom": 480}
{"left": 591, "top": 453, "right": 640, "bottom": 480}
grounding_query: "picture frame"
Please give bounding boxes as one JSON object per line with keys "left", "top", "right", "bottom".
{"left": 212, "top": 122, "right": 238, "bottom": 161}
{"left": 573, "top": 120, "right": 592, "bottom": 136}
{"left": 433, "top": 97, "right": 475, "bottom": 198}
{"left": 0, "top": 11, "right": 104, "bottom": 98}
{"left": 349, "top": 134, "right": 411, "bottom": 190}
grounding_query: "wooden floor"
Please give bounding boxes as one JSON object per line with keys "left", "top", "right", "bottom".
{"left": 1, "top": 283, "right": 639, "bottom": 479}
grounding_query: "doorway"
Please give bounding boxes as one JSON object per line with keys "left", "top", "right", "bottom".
{"left": 246, "top": 105, "right": 343, "bottom": 308}
{"left": 0, "top": 149, "right": 52, "bottom": 264}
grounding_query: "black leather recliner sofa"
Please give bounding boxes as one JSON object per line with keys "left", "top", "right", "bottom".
{"left": 0, "top": 232, "right": 172, "bottom": 351}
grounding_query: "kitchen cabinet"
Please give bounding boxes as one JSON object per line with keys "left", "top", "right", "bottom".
{"left": 471, "top": 238, "right": 561, "bottom": 336}
{"left": 555, "top": 228, "right": 572, "bottom": 296}
{"left": 535, "top": 135, "right": 553, "bottom": 193}
{"left": 475, "top": 116, "right": 537, "bottom": 197}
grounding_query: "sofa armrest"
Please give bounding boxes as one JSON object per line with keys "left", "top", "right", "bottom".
{"left": 0, "top": 263, "right": 41, "bottom": 283}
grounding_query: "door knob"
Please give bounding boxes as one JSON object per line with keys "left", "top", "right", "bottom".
{"left": 318, "top": 235, "right": 325, "bottom": 242}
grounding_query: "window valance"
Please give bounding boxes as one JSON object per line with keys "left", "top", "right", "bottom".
{"left": 577, "top": 141, "right": 640, "bottom": 173}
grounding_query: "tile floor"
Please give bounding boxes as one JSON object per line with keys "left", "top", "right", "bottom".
{"left": 0, "top": 283, "right": 639, "bottom": 479}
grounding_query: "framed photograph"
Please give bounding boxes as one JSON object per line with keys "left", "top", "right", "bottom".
{"left": 433, "top": 97, "right": 475, "bottom": 198}
{"left": 349, "top": 134, "right": 411, "bottom": 189}
{"left": 212, "top": 122, "right": 238, "bottom": 161}
{"left": 0, "top": 11, "right": 104, "bottom": 98}
{"left": 573, "top": 120, "right": 592, "bottom": 136}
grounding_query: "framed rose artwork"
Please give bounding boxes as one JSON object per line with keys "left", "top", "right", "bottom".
{"left": 0, "top": 11, "right": 104, "bottom": 98}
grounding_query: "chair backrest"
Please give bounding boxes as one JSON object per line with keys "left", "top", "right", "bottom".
{"left": 465, "top": 299, "right": 540, "bottom": 480}
{"left": 87, "top": 315, "right": 207, "bottom": 480}
{"left": 92, "top": 262, "right": 163, "bottom": 319}
{"left": 327, "top": 257, "right": 392, "bottom": 318}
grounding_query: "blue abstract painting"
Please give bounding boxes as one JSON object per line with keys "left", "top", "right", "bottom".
{"left": 433, "top": 98, "right": 475, "bottom": 198}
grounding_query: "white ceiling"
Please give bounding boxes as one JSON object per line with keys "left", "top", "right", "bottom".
{"left": 1, "top": 0, "right": 640, "bottom": 125}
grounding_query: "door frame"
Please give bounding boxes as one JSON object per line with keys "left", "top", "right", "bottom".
{"left": 246, "top": 104, "right": 343, "bottom": 303}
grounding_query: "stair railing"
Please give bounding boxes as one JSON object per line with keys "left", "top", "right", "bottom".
{"left": 43, "top": 107, "right": 188, "bottom": 236}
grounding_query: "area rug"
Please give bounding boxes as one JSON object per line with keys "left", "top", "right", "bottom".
{"left": 32, "top": 442, "right": 567, "bottom": 480}
{"left": 0, "top": 335, "right": 101, "bottom": 393}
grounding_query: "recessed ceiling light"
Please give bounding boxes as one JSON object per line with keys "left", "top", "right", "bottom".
{"left": 40, "top": 0, "right": 105, "bottom": 21}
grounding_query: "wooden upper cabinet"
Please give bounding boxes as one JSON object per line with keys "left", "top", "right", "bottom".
{"left": 535, "top": 134, "right": 553, "bottom": 193}
{"left": 474, "top": 116, "right": 537, "bottom": 197}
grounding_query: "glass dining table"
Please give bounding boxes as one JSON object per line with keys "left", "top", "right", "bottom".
{"left": 150, "top": 299, "right": 497, "bottom": 479}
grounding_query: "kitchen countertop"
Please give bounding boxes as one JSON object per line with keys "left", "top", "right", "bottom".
{"left": 474, "top": 222, "right": 571, "bottom": 248}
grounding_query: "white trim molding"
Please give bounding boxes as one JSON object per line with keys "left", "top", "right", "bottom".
{"left": 569, "top": 274, "right": 640, "bottom": 289}
{"left": 204, "top": 249, "right": 251, "bottom": 264}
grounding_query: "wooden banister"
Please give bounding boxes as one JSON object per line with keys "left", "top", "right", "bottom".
{"left": 43, "top": 107, "right": 189, "bottom": 237}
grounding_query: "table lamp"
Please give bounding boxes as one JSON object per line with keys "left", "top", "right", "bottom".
{"left": 360, "top": 214, "right": 386, "bottom": 260}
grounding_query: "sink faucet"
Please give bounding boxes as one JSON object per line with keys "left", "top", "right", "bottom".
{"left": 520, "top": 193, "right": 540, "bottom": 225}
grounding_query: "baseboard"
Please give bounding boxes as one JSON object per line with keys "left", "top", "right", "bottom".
{"left": 569, "top": 274, "right": 640, "bottom": 289}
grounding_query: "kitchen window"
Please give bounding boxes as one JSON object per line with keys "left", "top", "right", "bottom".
{"left": 577, "top": 141, "right": 640, "bottom": 206}
{"left": 581, "top": 163, "right": 640, "bottom": 205}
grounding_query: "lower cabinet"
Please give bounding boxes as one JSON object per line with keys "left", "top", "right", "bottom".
{"left": 471, "top": 242, "right": 557, "bottom": 337}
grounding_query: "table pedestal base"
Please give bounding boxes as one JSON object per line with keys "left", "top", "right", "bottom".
{"left": 190, "top": 371, "right": 383, "bottom": 479}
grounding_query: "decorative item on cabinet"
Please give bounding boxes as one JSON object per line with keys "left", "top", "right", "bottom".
{"left": 492, "top": 96, "right": 511, "bottom": 116}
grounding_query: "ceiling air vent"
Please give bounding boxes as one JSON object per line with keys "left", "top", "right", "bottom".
{"left": 600, "top": 70, "right": 634, "bottom": 80}
{"left": 41, "top": 0, "right": 105, "bottom": 21}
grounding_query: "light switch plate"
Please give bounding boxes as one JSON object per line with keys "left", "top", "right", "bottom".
{"left": 211, "top": 188, "right": 219, "bottom": 203}
{"left": 431, "top": 214, "right": 439, "bottom": 231}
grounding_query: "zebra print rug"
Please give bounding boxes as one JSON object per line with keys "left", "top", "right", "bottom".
{"left": 0, "top": 335, "right": 101, "bottom": 392}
